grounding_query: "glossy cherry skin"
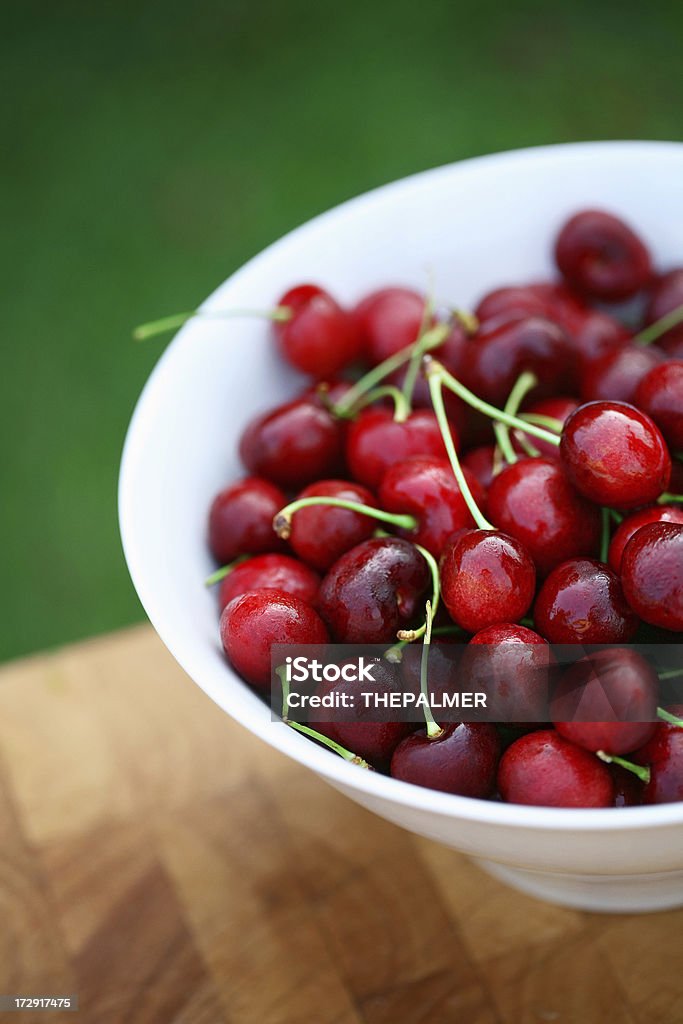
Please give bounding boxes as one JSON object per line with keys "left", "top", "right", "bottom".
{"left": 635, "top": 361, "right": 683, "bottom": 450}
{"left": 218, "top": 554, "right": 320, "bottom": 611}
{"left": 462, "top": 445, "right": 500, "bottom": 493}
{"left": 353, "top": 287, "right": 427, "bottom": 364}
{"left": 511, "top": 396, "right": 578, "bottom": 461}
{"left": 239, "top": 398, "right": 345, "bottom": 488}
{"left": 390, "top": 723, "right": 500, "bottom": 797}
{"left": 440, "top": 529, "right": 536, "bottom": 634}
{"left": 487, "top": 458, "right": 601, "bottom": 576}
{"left": 288, "top": 479, "right": 377, "bottom": 571}
{"left": 645, "top": 268, "right": 683, "bottom": 351}
{"left": 554, "top": 209, "right": 652, "bottom": 301}
{"left": 345, "top": 408, "right": 451, "bottom": 490}
{"left": 379, "top": 456, "right": 483, "bottom": 557}
{"left": 318, "top": 537, "right": 429, "bottom": 643}
{"left": 580, "top": 345, "right": 663, "bottom": 405}
{"left": 208, "top": 477, "right": 287, "bottom": 563}
{"left": 551, "top": 648, "right": 658, "bottom": 756}
{"left": 464, "top": 316, "right": 575, "bottom": 406}
{"left": 611, "top": 765, "right": 644, "bottom": 807}
{"left": 534, "top": 558, "right": 638, "bottom": 644}
{"left": 608, "top": 505, "right": 683, "bottom": 573}
{"left": 498, "top": 730, "right": 614, "bottom": 807}
{"left": 634, "top": 720, "right": 683, "bottom": 804}
{"left": 274, "top": 284, "right": 361, "bottom": 377}
{"left": 463, "top": 624, "right": 553, "bottom": 723}
{"left": 621, "top": 522, "right": 683, "bottom": 632}
{"left": 220, "top": 588, "right": 329, "bottom": 690}
{"left": 475, "top": 284, "right": 552, "bottom": 324}
{"left": 559, "top": 401, "right": 671, "bottom": 509}
{"left": 568, "top": 309, "right": 631, "bottom": 370}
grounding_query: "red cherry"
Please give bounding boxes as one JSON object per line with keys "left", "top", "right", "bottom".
{"left": 301, "top": 377, "right": 357, "bottom": 409}
{"left": 634, "top": 721, "right": 683, "bottom": 804}
{"left": 220, "top": 589, "right": 329, "bottom": 690}
{"left": 551, "top": 648, "right": 658, "bottom": 756}
{"left": 274, "top": 284, "right": 361, "bottom": 377}
{"left": 217, "top": 554, "right": 320, "bottom": 611}
{"left": 534, "top": 558, "right": 638, "bottom": 644}
{"left": 554, "top": 209, "right": 652, "bottom": 301}
{"left": 464, "top": 624, "right": 553, "bottom": 723}
{"left": 286, "top": 479, "right": 377, "bottom": 571}
{"left": 353, "top": 287, "right": 426, "bottom": 365}
{"left": 387, "top": 323, "right": 471, "bottom": 437}
{"left": 559, "top": 401, "right": 671, "bottom": 509}
{"left": 621, "top": 522, "right": 683, "bottom": 632}
{"left": 475, "top": 285, "right": 552, "bottom": 324}
{"left": 345, "top": 408, "right": 450, "bottom": 490}
{"left": 635, "top": 361, "right": 683, "bottom": 450}
{"left": 498, "top": 729, "right": 614, "bottom": 807}
{"left": 390, "top": 723, "right": 500, "bottom": 797}
{"left": 645, "top": 268, "right": 683, "bottom": 351}
{"left": 462, "top": 445, "right": 500, "bottom": 493}
{"left": 440, "top": 529, "right": 536, "bottom": 633}
{"left": 464, "top": 316, "right": 575, "bottom": 406}
{"left": 607, "top": 505, "right": 683, "bottom": 573}
{"left": 239, "top": 398, "right": 345, "bottom": 488}
{"left": 580, "top": 345, "right": 663, "bottom": 404}
{"left": 379, "top": 456, "right": 483, "bottom": 557}
{"left": 511, "top": 396, "right": 578, "bottom": 461}
{"left": 208, "top": 477, "right": 287, "bottom": 563}
{"left": 486, "top": 458, "right": 601, "bottom": 576}
{"left": 611, "top": 764, "right": 644, "bottom": 807}
{"left": 568, "top": 310, "right": 631, "bottom": 370}
{"left": 318, "top": 537, "right": 429, "bottom": 643}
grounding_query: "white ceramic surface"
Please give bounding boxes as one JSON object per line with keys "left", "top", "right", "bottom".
{"left": 120, "top": 141, "right": 683, "bottom": 913}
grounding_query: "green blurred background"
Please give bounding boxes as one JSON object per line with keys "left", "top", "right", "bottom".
{"left": 2, "top": 0, "right": 682, "bottom": 662}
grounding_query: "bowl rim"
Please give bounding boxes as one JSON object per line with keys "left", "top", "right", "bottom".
{"left": 120, "top": 139, "right": 683, "bottom": 833}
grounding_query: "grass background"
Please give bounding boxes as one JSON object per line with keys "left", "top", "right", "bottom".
{"left": 2, "top": 0, "right": 683, "bottom": 661}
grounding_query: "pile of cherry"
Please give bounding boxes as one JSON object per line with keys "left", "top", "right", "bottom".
{"left": 188, "top": 208, "right": 683, "bottom": 808}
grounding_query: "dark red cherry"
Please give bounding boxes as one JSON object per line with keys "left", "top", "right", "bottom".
{"left": 208, "top": 477, "right": 287, "bottom": 563}
{"left": 218, "top": 554, "right": 320, "bottom": 611}
{"left": 551, "top": 648, "right": 658, "bottom": 756}
{"left": 608, "top": 505, "right": 683, "bottom": 573}
{"left": 611, "top": 764, "right": 644, "bottom": 807}
{"left": 390, "top": 722, "right": 500, "bottom": 797}
{"left": 580, "top": 345, "right": 663, "bottom": 405}
{"left": 287, "top": 479, "right": 377, "bottom": 571}
{"left": 353, "top": 287, "right": 427, "bottom": 364}
{"left": 440, "top": 529, "right": 536, "bottom": 633}
{"left": 379, "top": 456, "right": 483, "bottom": 557}
{"left": 534, "top": 558, "right": 638, "bottom": 644}
{"left": 621, "top": 522, "right": 683, "bottom": 632}
{"left": 645, "top": 268, "right": 683, "bottom": 350}
{"left": 345, "top": 408, "right": 450, "bottom": 490}
{"left": 559, "top": 401, "right": 671, "bottom": 509}
{"left": 475, "top": 285, "right": 552, "bottom": 324}
{"left": 220, "top": 589, "right": 329, "bottom": 690}
{"left": 498, "top": 729, "right": 614, "bottom": 807}
{"left": 464, "top": 316, "right": 575, "bottom": 406}
{"left": 274, "top": 284, "right": 361, "bottom": 377}
{"left": 318, "top": 537, "right": 429, "bottom": 643}
{"left": 554, "top": 209, "right": 652, "bottom": 301}
{"left": 634, "top": 720, "right": 683, "bottom": 804}
{"left": 568, "top": 310, "right": 631, "bottom": 370}
{"left": 511, "top": 396, "right": 578, "bottom": 461}
{"left": 462, "top": 445, "right": 500, "bottom": 493}
{"left": 239, "top": 398, "right": 345, "bottom": 488}
{"left": 487, "top": 458, "right": 601, "bottom": 576}
{"left": 635, "top": 361, "right": 683, "bottom": 450}
{"left": 464, "top": 624, "right": 553, "bottom": 723}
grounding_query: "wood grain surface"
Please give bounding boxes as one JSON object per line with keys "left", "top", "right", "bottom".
{"left": 0, "top": 625, "right": 681, "bottom": 1024}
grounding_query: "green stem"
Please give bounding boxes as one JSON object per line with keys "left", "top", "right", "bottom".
{"left": 396, "top": 543, "right": 441, "bottom": 641}
{"left": 659, "top": 493, "right": 683, "bottom": 504}
{"left": 273, "top": 497, "right": 418, "bottom": 540}
{"left": 420, "top": 601, "right": 444, "bottom": 740}
{"left": 658, "top": 706, "right": 683, "bottom": 726}
{"left": 658, "top": 670, "right": 683, "bottom": 682}
{"left": 596, "top": 750, "right": 651, "bottom": 784}
{"left": 608, "top": 509, "right": 624, "bottom": 524}
{"left": 204, "top": 554, "right": 250, "bottom": 586}
{"left": 495, "top": 371, "right": 539, "bottom": 465}
{"left": 513, "top": 433, "right": 541, "bottom": 458}
{"left": 133, "top": 306, "right": 291, "bottom": 341}
{"left": 333, "top": 323, "right": 450, "bottom": 418}
{"left": 520, "top": 413, "right": 564, "bottom": 433}
{"left": 633, "top": 303, "right": 683, "bottom": 347}
{"left": 385, "top": 624, "right": 463, "bottom": 663}
{"left": 348, "top": 384, "right": 411, "bottom": 422}
{"left": 425, "top": 359, "right": 561, "bottom": 448}
{"left": 600, "top": 507, "right": 611, "bottom": 564}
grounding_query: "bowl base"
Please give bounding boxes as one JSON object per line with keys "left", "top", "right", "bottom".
{"left": 475, "top": 859, "right": 683, "bottom": 913}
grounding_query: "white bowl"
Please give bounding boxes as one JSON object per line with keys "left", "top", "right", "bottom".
{"left": 120, "top": 141, "right": 683, "bottom": 913}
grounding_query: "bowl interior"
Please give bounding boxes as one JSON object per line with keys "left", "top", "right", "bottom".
{"left": 120, "top": 141, "right": 683, "bottom": 830}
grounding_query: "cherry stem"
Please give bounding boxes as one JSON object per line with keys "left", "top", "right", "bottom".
{"left": 420, "top": 601, "right": 444, "bottom": 740}
{"left": 633, "top": 302, "right": 683, "bottom": 347}
{"left": 659, "top": 493, "right": 683, "bottom": 504}
{"left": 385, "top": 624, "right": 463, "bottom": 663}
{"left": 401, "top": 295, "right": 437, "bottom": 405}
{"left": 520, "top": 413, "right": 564, "bottom": 433}
{"left": 658, "top": 706, "right": 683, "bottom": 726}
{"left": 275, "top": 666, "right": 373, "bottom": 769}
{"left": 596, "top": 750, "right": 651, "bottom": 784}
{"left": 608, "top": 509, "right": 624, "bottom": 524}
{"left": 396, "top": 542, "right": 441, "bottom": 641}
{"left": 494, "top": 371, "right": 539, "bottom": 465}
{"left": 426, "top": 367, "right": 494, "bottom": 531}
{"left": 204, "top": 554, "right": 250, "bottom": 586}
{"left": 424, "top": 358, "right": 561, "bottom": 448}
{"left": 133, "top": 306, "right": 292, "bottom": 341}
{"left": 349, "top": 384, "right": 411, "bottom": 422}
{"left": 659, "top": 669, "right": 683, "bottom": 681}
{"left": 333, "top": 323, "right": 450, "bottom": 418}
{"left": 514, "top": 433, "right": 541, "bottom": 458}
{"left": 273, "top": 497, "right": 418, "bottom": 540}
{"left": 600, "top": 507, "right": 611, "bottom": 564}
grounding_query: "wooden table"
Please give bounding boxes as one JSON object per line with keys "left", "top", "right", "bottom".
{"left": 0, "top": 626, "right": 681, "bottom": 1024}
